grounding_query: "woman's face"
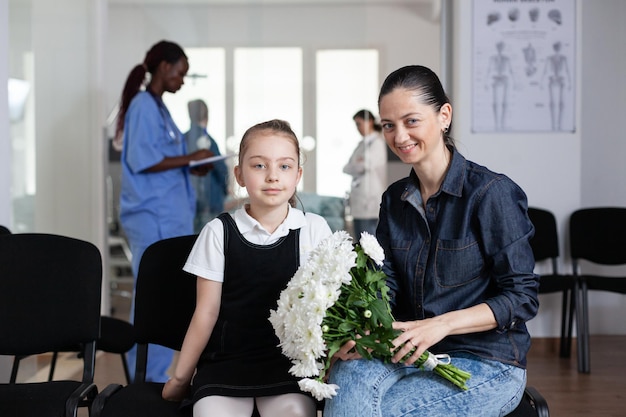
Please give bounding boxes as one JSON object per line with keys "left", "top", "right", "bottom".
{"left": 354, "top": 116, "right": 373, "bottom": 137}
{"left": 161, "top": 57, "right": 189, "bottom": 94}
{"left": 379, "top": 87, "right": 451, "bottom": 167}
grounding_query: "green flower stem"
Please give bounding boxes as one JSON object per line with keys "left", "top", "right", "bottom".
{"left": 413, "top": 350, "right": 470, "bottom": 390}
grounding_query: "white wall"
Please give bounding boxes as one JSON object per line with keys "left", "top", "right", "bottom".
{"left": 0, "top": 0, "right": 13, "bottom": 384}
{"left": 580, "top": 0, "right": 626, "bottom": 207}
{"left": 30, "top": 0, "right": 106, "bottom": 244}
{"left": 1, "top": 0, "right": 10, "bottom": 227}
{"left": 452, "top": 0, "right": 626, "bottom": 337}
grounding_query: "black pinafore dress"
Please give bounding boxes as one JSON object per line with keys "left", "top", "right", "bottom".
{"left": 190, "top": 213, "right": 303, "bottom": 402}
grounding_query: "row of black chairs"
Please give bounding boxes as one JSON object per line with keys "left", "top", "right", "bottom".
{"left": 528, "top": 206, "right": 626, "bottom": 374}
{"left": 0, "top": 226, "right": 135, "bottom": 386}
{"left": 1, "top": 231, "right": 550, "bottom": 416}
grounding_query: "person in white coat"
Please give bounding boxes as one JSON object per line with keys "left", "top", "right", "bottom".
{"left": 343, "top": 109, "right": 388, "bottom": 240}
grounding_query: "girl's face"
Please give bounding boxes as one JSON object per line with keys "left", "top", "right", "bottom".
{"left": 379, "top": 87, "right": 451, "bottom": 167}
{"left": 234, "top": 132, "right": 302, "bottom": 210}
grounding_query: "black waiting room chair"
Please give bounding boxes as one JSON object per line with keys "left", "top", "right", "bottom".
{"left": 527, "top": 207, "right": 576, "bottom": 358}
{"left": 569, "top": 207, "right": 626, "bottom": 373}
{"left": 0, "top": 233, "right": 102, "bottom": 417}
{"left": 92, "top": 234, "right": 199, "bottom": 417}
{"left": 10, "top": 316, "right": 135, "bottom": 385}
{"left": 507, "top": 386, "right": 549, "bottom": 417}
{"left": 4, "top": 226, "right": 136, "bottom": 386}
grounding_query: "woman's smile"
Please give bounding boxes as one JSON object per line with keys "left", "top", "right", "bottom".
{"left": 397, "top": 142, "right": 418, "bottom": 153}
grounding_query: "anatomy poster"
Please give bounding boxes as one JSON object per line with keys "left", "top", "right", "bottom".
{"left": 472, "top": 0, "right": 576, "bottom": 133}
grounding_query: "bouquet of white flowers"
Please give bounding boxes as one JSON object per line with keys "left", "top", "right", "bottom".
{"left": 269, "top": 231, "right": 471, "bottom": 400}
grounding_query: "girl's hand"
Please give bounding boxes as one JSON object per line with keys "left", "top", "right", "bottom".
{"left": 332, "top": 339, "right": 362, "bottom": 362}
{"left": 162, "top": 377, "right": 190, "bottom": 402}
{"left": 324, "top": 339, "right": 363, "bottom": 382}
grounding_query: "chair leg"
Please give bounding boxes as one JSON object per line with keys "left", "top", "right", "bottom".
{"left": 564, "top": 285, "right": 576, "bottom": 358}
{"left": 48, "top": 351, "right": 59, "bottom": 381}
{"left": 558, "top": 288, "right": 571, "bottom": 358}
{"left": 576, "top": 278, "right": 590, "bottom": 373}
{"left": 10, "top": 356, "right": 23, "bottom": 383}
{"left": 121, "top": 353, "right": 131, "bottom": 384}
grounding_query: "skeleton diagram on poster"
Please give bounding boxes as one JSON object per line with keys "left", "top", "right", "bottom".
{"left": 472, "top": 0, "right": 576, "bottom": 133}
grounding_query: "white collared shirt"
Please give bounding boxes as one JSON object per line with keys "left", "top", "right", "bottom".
{"left": 184, "top": 205, "right": 332, "bottom": 282}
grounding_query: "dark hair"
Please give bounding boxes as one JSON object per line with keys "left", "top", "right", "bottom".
{"left": 378, "top": 65, "right": 454, "bottom": 146}
{"left": 188, "top": 99, "right": 209, "bottom": 125}
{"left": 239, "top": 119, "right": 301, "bottom": 207}
{"left": 353, "top": 109, "right": 382, "bottom": 132}
{"left": 116, "top": 40, "right": 187, "bottom": 138}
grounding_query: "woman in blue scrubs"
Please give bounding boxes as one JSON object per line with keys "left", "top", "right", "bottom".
{"left": 116, "top": 40, "right": 214, "bottom": 382}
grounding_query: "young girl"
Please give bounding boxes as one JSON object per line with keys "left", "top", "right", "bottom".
{"left": 162, "top": 119, "right": 332, "bottom": 417}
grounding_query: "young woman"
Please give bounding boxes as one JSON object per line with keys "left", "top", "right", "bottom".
{"left": 325, "top": 66, "right": 540, "bottom": 417}
{"left": 117, "top": 40, "right": 214, "bottom": 382}
{"left": 162, "top": 119, "right": 332, "bottom": 417}
{"left": 343, "top": 109, "right": 388, "bottom": 239}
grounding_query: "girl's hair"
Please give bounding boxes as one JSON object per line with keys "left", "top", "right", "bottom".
{"left": 353, "top": 109, "right": 382, "bottom": 132}
{"left": 115, "top": 40, "right": 187, "bottom": 138}
{"left": 238, "top": 119, "right": 301, "bottom": 207}
{"left": 378, "top": 65, "right": 455, "bottom": 147}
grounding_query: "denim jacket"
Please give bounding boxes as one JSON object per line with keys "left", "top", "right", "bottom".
{"left": 377, "top": 148, "right": 539, "bottom": 367}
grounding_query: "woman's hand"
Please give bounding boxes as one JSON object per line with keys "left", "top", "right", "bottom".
{"left": 390, "top": 318, "right": 450, "bottom": 366}
{"left": 390, "top": 305, "right": 497, "bottom": 366}
{"left": 189, "top": 149, "right": 215, "bottom": 176}
{"left": 162, "top": 377, "right": 190, "bottom": 402}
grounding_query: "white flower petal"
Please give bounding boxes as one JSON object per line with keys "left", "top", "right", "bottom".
{"left": 359, "top": 232, "right": 385, "bottom": 266}
{"left": 298, "top": 378, "right": 340, "bottom": 400}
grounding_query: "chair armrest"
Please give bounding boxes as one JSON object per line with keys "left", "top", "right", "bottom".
{"left": 524, "top": 386, "right": 550, "bottom": 417}
{"left": 90, "top": 383, "right": 124, "bottom": 417}
{"left": 65, "top": 382, "right": 99, "bottom": 417}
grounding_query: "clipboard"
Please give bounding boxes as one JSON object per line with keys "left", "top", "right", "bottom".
{"left": 189, "top": 154, "right": 236, "bottom": 168}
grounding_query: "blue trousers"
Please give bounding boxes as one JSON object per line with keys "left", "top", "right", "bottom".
{"left": 324, "top": 352, "right": 526, "bottom": 417}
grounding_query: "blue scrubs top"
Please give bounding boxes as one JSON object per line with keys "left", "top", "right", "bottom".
{"left": 119, "top": 91, "right": 196, "bottom": 248}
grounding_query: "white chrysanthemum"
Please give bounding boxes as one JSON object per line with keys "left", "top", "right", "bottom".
{"left": 270, "top": 231, "right": 362, "bottom": 394}
{"left": 298, "top": 378, "right": 340, "bottom": 401}
{"left": 359, "top": 232, "right": 385, "bottom": 266}
{"left": 289, "top": 350, "right": 321, "bottom": 377}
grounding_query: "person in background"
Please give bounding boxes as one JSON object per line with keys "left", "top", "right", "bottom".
{"left": 325, "top": 65, "right": 539, "bottom": 417}
{"left": 185, "top": 99, "right": 229, "bottom": 232}
{"left": 116, "top": 40, "right": 214, "bottom": 383}
{"left": 343, "top": 109, "right": 388, "bottom": 240}
{"left": 162, "top": 119, "right": 332, "bottom": 416}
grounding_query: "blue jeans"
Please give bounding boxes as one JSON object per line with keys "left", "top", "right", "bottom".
{"left": 324, "top": 352, "right": 526, "bottom": 417}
